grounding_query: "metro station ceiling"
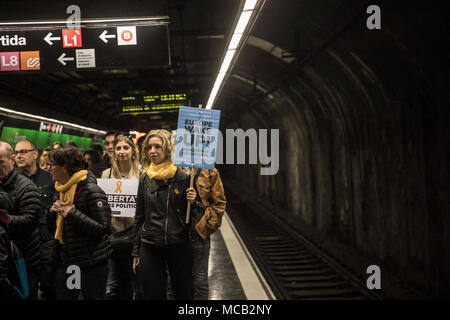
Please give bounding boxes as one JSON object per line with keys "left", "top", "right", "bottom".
{"left": 2, "top": 0, "right": 442, "bottom": 138}
{"left": 0, "top": 0, "right": 241, "bottom": 132}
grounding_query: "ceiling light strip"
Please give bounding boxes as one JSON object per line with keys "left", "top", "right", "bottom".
{"left": 206, "top": 0, "right": 262, "bottom": 109}
{"left": 0, "top": 17, "right": 169, "bottom": 26}
{"left": 0, "top": 107, "right": 106, "bottom": 135}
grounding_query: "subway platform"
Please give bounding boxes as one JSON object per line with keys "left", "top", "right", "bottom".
{"left": 35, "top": 212, "right": 275, "bottom": 300}
{"left": 208, "top": 213, "right": 275, "bottom": 300}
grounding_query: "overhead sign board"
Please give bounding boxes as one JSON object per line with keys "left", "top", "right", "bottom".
{"left": 121, "top": 92, "right": 189, "bottom": 114}
{"left": 0, "top": 20, "right": 170, "bottom": 72}
{"left": 174, "top": 106, "right": 221, "bottom": 169}
{"left": 40, "top": 121, "right": 63, "bottom": 134}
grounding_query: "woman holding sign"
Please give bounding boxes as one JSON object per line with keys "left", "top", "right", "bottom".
{"left": 101, "top": 133, "right": 141, "bottom": 300}
{"left": 132, "top": 129, "right": 202, "bottom": 300}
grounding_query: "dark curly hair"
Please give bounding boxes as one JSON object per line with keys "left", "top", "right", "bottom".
{"left": 49, "top": 147, "right": 85, "bottom": 176}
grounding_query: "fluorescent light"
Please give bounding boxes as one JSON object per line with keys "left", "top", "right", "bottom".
{"left": 243, "top": 0, "right": 258, "bottom": 11}
{"left": 219, "top": 49, "right": 236, "bottom": 73}
{"left": 228, "top": 33, "right": 243, "bottom": 50}
{"left": 206, "top": 86, "right": 218, "bottom": 109}
{"left": 0, "top": 17, "right": 168, "bottom": 26}
{"left": 215, "top": 72, "right": 226, "bottom": 88}
{"left": 206, "top": 73, "right": 226, "bottom": 109}
{"left": 206, "top": 0, "right": 262, "bottom": 109}
{"left": 0, "top": 107, "right": 106, "bottom": 135}
{"left": 234, "top": 11, "right": 252, "bottom": 34}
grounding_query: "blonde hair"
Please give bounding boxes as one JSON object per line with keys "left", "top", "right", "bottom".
{"left": 141, "top": 129, "right": 174, "bottom": 170}
{"left": 110, "top": 134, "right": 141, "bottom": 179}
{"left": 39, "top": 153, "right": 50, "bottom": 165}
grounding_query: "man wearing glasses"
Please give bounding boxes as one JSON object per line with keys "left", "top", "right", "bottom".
{"left": 0, "top": 141, "right": 41, "bottom": 299}
{"left": 15, "top": 140, "right": 56, "bottom": 300}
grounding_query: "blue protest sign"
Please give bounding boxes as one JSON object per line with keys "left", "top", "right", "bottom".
{"left": 174, "top": 106, "right": 221, "bottom": 169}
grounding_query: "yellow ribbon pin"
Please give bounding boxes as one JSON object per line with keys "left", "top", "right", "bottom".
{"left": 115, "top": 181, "right": 123, "bottom": 193}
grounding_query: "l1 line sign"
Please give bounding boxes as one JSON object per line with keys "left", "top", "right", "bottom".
{"left": 0, "top": 19, "right": 170, "bottom": 72}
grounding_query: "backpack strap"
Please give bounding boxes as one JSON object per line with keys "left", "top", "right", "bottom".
{"left": 4, "top": 242, "right": 13, "bottom": 286}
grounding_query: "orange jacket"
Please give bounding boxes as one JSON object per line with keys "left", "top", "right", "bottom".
{"left": 194, "top": 168, "right": 226, "bottom": 239}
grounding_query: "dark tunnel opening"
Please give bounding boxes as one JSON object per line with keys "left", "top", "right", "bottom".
{"left": 217, "top": 0, "right": 449, "bottom": 297}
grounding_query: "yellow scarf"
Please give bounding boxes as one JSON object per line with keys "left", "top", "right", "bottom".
{"left": 54, "top": 170, "right": 88, "bottom": 244}
{"left": 146, "top": 160, "right": 177, "bottom": 182}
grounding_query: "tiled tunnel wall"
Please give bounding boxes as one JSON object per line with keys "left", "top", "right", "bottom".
{"left": 218, "top": 0, "right": 449, "bottom": 297}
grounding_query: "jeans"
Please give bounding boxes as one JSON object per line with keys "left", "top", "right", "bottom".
{"left": 167, "top": 232, "right": 211, "bottom": 300}
{"left": 27, "top": 270, "right": 39, "bottom": 300}
{"left": 133, "top": 267, "right": 145, "bottom": 300}
{"left": 139, "top": 241, "right": 193, "bottom": 300}
{"left": 191, "top": 232, "right": 211, "bottom": 300}
{"left": 38, "top": 239, "right": 56, "bottom": 300}
{"left": 55, "top": 252, "right": 108, "bottom": 300}
{"left": 105, "top": 256, "right": 133, "bottom": 300}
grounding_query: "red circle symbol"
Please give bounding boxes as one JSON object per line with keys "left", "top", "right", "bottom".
{"left": 121, "top": 30, "right": 133, "bottom": 41}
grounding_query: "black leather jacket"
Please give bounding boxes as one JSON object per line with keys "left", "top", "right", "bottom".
{"left": 51, "top": 171, "right": 112, "bottom": 267}
{"left": 132, "top": 168, "right": 203, "bottom": 256}
{"left": 2, "top": 169, "right": 41, "bottom": 273}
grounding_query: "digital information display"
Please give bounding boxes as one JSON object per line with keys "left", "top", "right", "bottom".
{"left": 121, "top": 93, "right": 189, "bottom": 114}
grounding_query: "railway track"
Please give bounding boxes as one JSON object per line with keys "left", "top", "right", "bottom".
{"left": 226, "top": 192, "right": 385, "bottom": 300}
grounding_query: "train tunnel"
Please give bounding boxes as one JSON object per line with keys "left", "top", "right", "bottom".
{"left": 217, "top": 0, "right": 449, "bottom": 299}
{"left": 0, "top": 0, "right": 448, "bottom": 301}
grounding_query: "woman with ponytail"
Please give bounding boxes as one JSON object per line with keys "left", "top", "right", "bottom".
{"left": 48, "top": 147, "right": 111, "bottom": 300}
{"left": 132, "top": 129, "right": 202, "bottom": 300}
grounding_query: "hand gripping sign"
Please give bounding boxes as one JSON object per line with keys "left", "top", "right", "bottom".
{"left": 174, "top": 105, "right": 221, "bottom": 222}
{"left": 97, "top": 178, "right": 139, "bottom": 217}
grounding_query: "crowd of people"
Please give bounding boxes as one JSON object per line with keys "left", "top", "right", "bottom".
{"left": 0, "top": 129, "right": 226, "bottom": 300}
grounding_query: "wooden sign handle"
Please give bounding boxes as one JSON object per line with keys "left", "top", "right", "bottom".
{"left": 185, "top": 169, "right": 197, "bottom": 223}
{"left": 185, "top": 104, "right": 203, "bottom": 224}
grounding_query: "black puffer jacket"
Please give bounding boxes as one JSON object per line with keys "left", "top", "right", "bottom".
{"left": 2, "top": 169, "right": 41, "bottom": 273}
{"left": 0, "top": 188, "right": 12, "bottom": 276}
{"left": 132, "top": 168, "right": 203, "bottom": 256}
{"left": 0, "top": 190, "right": 16, "bottom": 299}
{"left": 52, "top": 171, "right": 112, "bottom": 267}
{"left": 0, "top": 213, "right": 18, "bottom": 300}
